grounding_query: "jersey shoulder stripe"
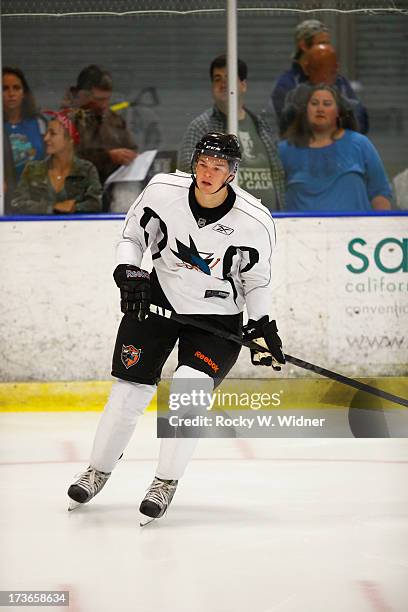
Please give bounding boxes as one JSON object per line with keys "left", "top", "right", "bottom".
{"left": 125, "top": 172, "right": 189, "bottom": 216}
{"left": 147, "top": 171, "right": 191, "bottom": 190}
{"left": 122, "top": 173, "right": 190, "bottom": 238}
{"left": 233, "top": 191, "right": 276, "bottom": 244}
{"left": 233, "top": 184, "right": 274, "bottom": 220}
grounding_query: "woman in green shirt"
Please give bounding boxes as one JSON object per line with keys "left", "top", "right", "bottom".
{"left": 11, "top": 110, "right": 102, "bottom": 215}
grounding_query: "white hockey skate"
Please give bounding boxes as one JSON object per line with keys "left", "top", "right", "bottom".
{"left": 67, "top": 466, "right": 111, "bottom": 511}
{"left": 139, "top": 477, "right": 178, "bottom": 526}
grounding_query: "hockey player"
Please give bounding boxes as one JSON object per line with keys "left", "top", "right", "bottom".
{"left": 67, "top": 132, "right": 285, "bottom": 524}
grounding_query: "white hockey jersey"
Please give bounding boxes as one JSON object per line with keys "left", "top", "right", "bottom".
{"left": 116, "top": 172, "right": 276, "bottom": 321}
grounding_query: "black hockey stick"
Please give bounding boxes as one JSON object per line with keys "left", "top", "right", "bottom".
{"left": 149, "top": 304, "right": 408, "bottom": 408}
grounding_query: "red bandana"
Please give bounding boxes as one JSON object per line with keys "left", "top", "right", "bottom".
{"left": 44, "top": 109, "right": 81, "bottom": 145}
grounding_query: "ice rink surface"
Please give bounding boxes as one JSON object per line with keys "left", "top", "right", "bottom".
{"left": 1, "top": 411, "right": 407, "bottom": 612}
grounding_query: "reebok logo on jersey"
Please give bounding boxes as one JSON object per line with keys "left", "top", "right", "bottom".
{"left": 121, "top": 344, "right": 142, "bottom": 369}
{"left": 213, "top": 224, "right": 234, "bottom": 235}
{"left": 126, "top": 269, "right": 149, "bottom": 280}
{"left": 194, "top": 351, "right": 219, "bottom": 373}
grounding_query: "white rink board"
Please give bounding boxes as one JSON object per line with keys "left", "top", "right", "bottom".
{"left": 0, "top": 216, "right": 407, "bottom": 381}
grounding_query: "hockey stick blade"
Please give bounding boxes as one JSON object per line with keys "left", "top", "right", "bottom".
{"left": 149, "top": 304, "right": 408, "bottom": 408}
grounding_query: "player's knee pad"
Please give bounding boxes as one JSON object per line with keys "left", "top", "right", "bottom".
{"left": 106, "top": 379, "right": 156, "bottom": 424}
{"left": 170, "top": 365, "right": 214, "bottom": 415}
{"left": 174, "top": 364, "right": 214, "bottom": 383}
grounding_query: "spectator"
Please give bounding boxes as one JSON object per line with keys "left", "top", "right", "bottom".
{"left": 2, "top": 67, "right": 46, "bottom": 182}
{"left": 178, "top": 54, "right": 285, "bottom": 210}
{"left": 11, "top": 110, "right": 102, "bottom": 215}
{"left": 63, "top": 64, "right": 138, "bottom": 184}
{"left": 279, "top": 45, "right": 368, "bottom": 135}
{"left": 278, "top": 85, "right": 392, "bottom": 213}
{"left": 271, "top": 20, "right": 329, "bottom": 119}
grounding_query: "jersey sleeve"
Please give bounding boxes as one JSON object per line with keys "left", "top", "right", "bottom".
{"left": 241, "top": 213, "right": 276, "bottom": 322}
{"left": 116, "top": 182, "right": 161, "bottom": 266}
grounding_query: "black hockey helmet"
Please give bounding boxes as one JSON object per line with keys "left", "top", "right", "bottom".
{"left": 191, "top": 132, "right": 242, "bottom": 177}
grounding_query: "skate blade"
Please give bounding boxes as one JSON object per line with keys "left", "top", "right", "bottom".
{"left": 139, "top": 514, "right": 156, "bottom": 527}
{"left": 68, "top": 499, "right": 82, "bottom": 512}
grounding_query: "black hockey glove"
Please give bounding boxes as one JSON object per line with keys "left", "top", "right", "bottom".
{"left": 242, "top": 316, "right": 286, "bottom": 371}
{"left": 113, "top": 264, "right": 150, "bottom": 322}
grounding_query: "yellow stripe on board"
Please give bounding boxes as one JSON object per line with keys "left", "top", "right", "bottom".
{"left": 0, "top": 378, "right": 406, "bottom": 412}
{"left": 0, "top": 381, "right": 155, "bottom": 412}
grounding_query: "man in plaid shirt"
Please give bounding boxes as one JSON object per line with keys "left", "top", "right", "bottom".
{"left": 178, "top": 55, "right": 285, "bottom": 211}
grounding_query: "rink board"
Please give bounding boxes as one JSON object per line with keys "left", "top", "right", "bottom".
{"left": 0, "top": 215, "right": 407, "bottom": 381}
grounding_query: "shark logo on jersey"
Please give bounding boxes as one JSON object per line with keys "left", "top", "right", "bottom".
{"left": 121, "top": 345, "right": 142, "bottom": 369}
{"left": 213, "top": 223, "right": 234, "bottom": 235}
{"left": 171, "top": 235, "right": 220, "bottom": 275}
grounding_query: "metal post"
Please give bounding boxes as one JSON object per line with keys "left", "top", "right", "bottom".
{"left": 0, "top": 13, "right": 4, "bottom": 215}
{"left": 226, "top": 0, "right": 238, "bottom": 136}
